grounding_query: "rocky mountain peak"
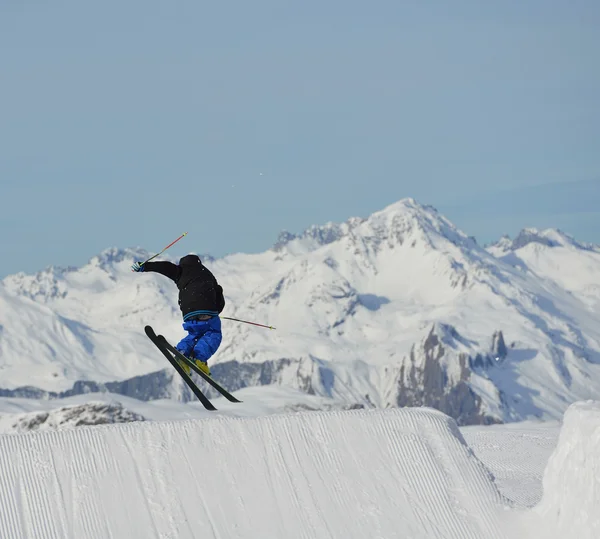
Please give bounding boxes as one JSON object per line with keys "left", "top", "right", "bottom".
{"left": 274, "top": 198, "right": 479, "bottom": 256}
{"left": 488, "top": 228, "right": 597, "bottom": 256}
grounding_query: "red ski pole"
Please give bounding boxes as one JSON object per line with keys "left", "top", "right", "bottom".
{"left": 143, "top": 232, "right": 188, "bottom": 264}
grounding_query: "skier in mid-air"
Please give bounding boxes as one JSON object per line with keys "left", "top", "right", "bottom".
{"left": 132, "top": 254, "right": 225, "bottom": 376}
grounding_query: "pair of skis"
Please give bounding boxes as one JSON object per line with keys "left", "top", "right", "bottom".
{"left": 145, "top": 325, "right": 241, "bottom": 411}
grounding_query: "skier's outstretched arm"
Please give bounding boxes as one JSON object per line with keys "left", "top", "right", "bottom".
{"left": 137, "top": 261, "right": 181, "bottom": 282}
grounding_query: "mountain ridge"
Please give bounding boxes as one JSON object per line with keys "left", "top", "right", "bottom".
{"left": 1, "top": 198, "right": 599, "bottom": 425}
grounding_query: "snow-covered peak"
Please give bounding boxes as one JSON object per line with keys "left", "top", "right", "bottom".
{"left": 273, "top": 221, "right": 354, "bottom": 254}
{"left": 485, "top": 235, "right": 513, "bottom": 257}
{"left": 488, "top": 228, "right": 597, "bottom": 257}
{"left": 274, "top": 197, "right": 478, "bottom": 257}
{"left": 513, "top": 228, "right": 584, "bottom": 250}
{"left": 2, "top": 247, "right": 152, "bottom": 301}
{"left": 88, "top": 247, "right": 151, "bottom": 270}
{"left": 485, "top": 227, "right": 600, "bottom": 313}
{"left": 273, "top": 214, "right": 368, "bottom": 255}
{"left": 365, "top": 198, "right": 479, "bottom": 251}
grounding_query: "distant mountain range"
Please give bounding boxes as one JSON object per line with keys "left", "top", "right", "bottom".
{"left": 1, "top": 198, "right": 599, "bottom": 425}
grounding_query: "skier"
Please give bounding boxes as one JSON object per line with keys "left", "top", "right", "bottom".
{"left": 131, "top": 254, "right": 225, "bottom": 376}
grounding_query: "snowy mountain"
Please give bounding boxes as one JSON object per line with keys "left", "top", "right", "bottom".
{"left": 1, "top": 198, "right": 599, "bottom": 425}
{"left": 487, "top": 227, "right": 600, "bottom": 312}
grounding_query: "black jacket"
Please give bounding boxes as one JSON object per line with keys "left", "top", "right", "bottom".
{"left": 143, "top": 254, "right": 225, "bottom": 321}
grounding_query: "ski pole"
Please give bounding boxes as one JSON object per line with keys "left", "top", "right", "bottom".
{"left": 221, "top": 316, "right": 276, "bottom": 330}
{"left": 143, "top": 232, "right": 188, "bottom": 264}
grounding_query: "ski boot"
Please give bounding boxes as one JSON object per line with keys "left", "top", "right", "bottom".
{"left": 176, "top": 353, "right": 211, "bottom": 377}
{"left": 194, "top": 359, "right": 211, "bottom": 377}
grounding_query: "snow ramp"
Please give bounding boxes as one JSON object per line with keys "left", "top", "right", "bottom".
{"left": 526, "top": 401, "right": 600, "bottom": 539}
{"left": 0, "top": 408, "right": 507, "bottom": 539}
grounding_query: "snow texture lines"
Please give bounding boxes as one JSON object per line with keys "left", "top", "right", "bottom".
{"left": 0, "top": 434, "right": 26, "bottom": 539}
{"left": 0, "top": 408, "right": 510, "bottom": 539}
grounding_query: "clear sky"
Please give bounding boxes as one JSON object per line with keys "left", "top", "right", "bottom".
{"left": 1, "top": 0, "right": 599, "bottom": 277}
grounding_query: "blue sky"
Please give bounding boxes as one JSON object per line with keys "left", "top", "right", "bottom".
{"left": 1, "top": 0, "right": 598, "bottom": 277}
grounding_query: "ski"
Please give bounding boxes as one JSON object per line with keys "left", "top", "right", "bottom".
{"left": 158, "top": 335, "right": 242, "bottom": 404}
{"left": 144, "top": 325, "right": 217, "bottom": 411}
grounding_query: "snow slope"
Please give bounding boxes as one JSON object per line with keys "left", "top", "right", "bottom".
{"left": 461, "top": 420, "right": 559, "bottom": 507}
{"left": 0, "top": 386, "right": 354, "bottom": 434}
{"left": 0, "top": 402, "right": 597, "bottom": 539}
{"left": 2, "top": 199, "right": 600, "bottom": 424}
{"left": 0, "top": 407, "right": 508, "bottom": 539}
{"left": 0, "top": 391, "right": 562, "bottom": 508}
{"left": 488, "top": 227, "right": 600, "bottom": 313}
{"left": 526, "top": 400, "right": 600, "bottom": 539}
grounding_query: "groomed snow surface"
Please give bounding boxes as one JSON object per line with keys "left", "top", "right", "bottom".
{"left": 0, "top": 402, "right": 598, "bottom": 539}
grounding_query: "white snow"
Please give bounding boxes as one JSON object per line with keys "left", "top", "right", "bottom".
{"left": 525, "top": 400, "right": 600, "bottom": 539}
{"left": 0, "top": 401, "right": 596, "bottom": 538}
{"left": 0, "top": 407, "right": 508, "bottom": 539}
{"left": 462, "top": 420, "right": 560, "bottom": 507}
{"left": 1, "top": 198, "right": 600, "bottom": 424}
{"left": 0, "top": 198, "right": 597, "bottom": 536}
{"left": 0, "top": 386, "right": 352, "bottom": 434}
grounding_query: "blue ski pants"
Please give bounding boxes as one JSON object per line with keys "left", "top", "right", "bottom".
{"left": 176, "top": 317, "right": 222, "bottom": 363}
